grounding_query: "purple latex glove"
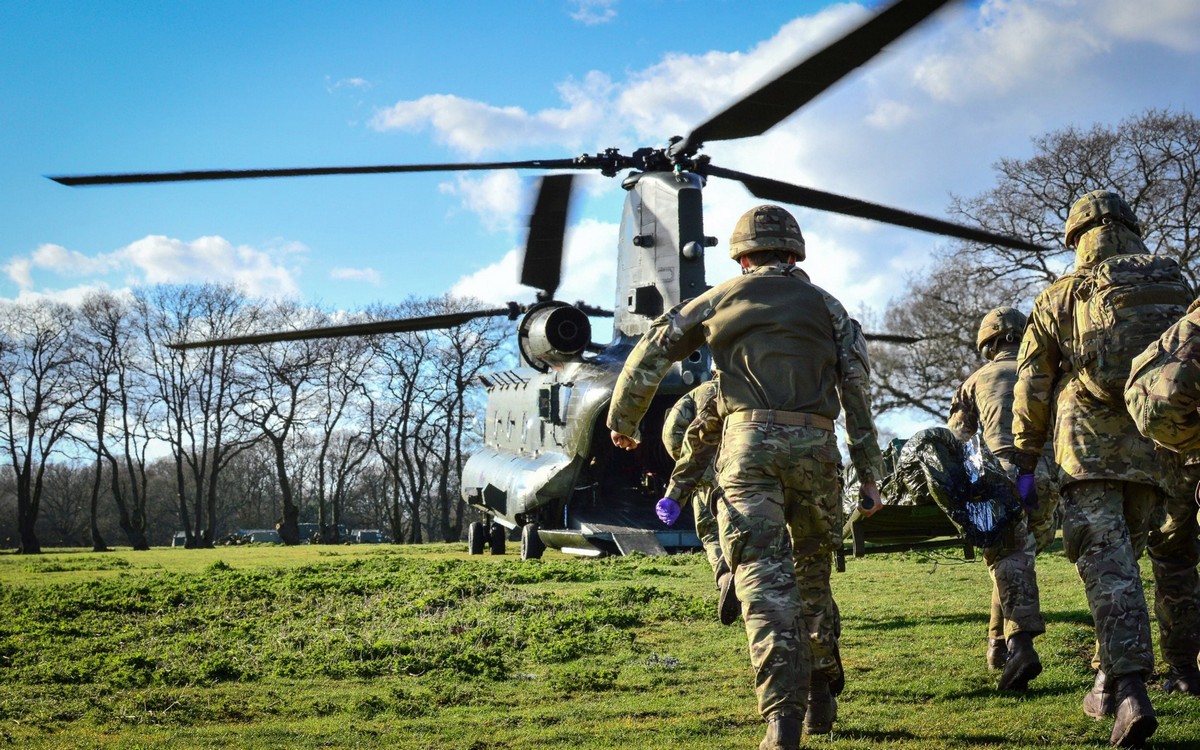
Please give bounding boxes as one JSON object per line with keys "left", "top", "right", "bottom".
{"left": 656, "top": 497, "right": 682, "bottom": 526}
{"left": 1016, "top": 473, "right": 1039, "bottom": 511}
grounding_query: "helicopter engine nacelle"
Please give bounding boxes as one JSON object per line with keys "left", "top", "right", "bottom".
{"left": 518, "top": 301, "right": 591, "bottom": 371}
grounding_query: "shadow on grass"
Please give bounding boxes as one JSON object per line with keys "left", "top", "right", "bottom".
{"left": 855, "top": 607, "right": 1094, "bottom": 632}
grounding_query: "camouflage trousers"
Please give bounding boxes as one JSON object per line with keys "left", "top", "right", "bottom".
{"left": 988, "top": 457, "right": 1059, "bottom": 640}
{"left": 716, "top": 419, "right": 841, "bottom": 720}
{"left": 1062, "top": 479, "right": 1158, "bottom": 677}
{"left": 1149, "top": 463, "right": 1200, "bottom": 674}
{"left": 692, "top": 484, "right": 727, "bottom": 579}
{"left": 982, "top": 513, "right": 1047, "bottom": 640}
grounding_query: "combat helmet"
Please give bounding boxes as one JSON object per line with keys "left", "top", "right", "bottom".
{"left": 728, "top": 204, "right": 805, "bottom": 261}
{"left": 976, "top": 307, "right": 1027, "bottom": 355}
{"left": 1064, "top": 190, "right": 1140, "bottom": 248}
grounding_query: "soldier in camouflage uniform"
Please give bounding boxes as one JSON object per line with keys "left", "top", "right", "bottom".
{"left": 660, "top": 377, "right": 739, "bottom": 624}
{"left": 1013, "top": 191, "right": 1178, "bottom": 747}
{"left": 947, "top": 307, "right": 1051, "bottom": 690}
{"left": 1125, "top": 299, "right": 1200, "bottom": 696}
{"left": 608, "top": 205, "right": 883, "bottom": 750}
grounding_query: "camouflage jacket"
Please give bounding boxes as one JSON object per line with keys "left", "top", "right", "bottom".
{"left": 947, "top": 348, "right": 1020, "bottom": 452}
{"left": 661, "top": 379, "right": 721, "bottom": 502}
{"left": 1126, "top": 299, "right": 1200, "bottom": 455}
{"left": 1013, "top": 264, "right": 1165, "bottom": 487}
{"left": 606, "top": 263, "right": 884, "bottom": 482}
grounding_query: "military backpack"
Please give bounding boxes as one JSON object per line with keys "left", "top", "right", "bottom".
{"left": 1072, "top": 253, "right": 1192, "bottom": 406}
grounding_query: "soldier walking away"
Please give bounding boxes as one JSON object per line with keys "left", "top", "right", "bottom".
{"left": 1013, "top": 190, "right": 1193, "bottom": 747}
{"left": 1125, "top": 298, "right": 1200, "bottom": 696}
{"left": 608, "top": 205, "right": 884, "bottom": 749}
{"left": 947, "top": 307, "right": 1051, "bottom": 690}
{"left": 659, "top": 377, "right": 741, "bottom": 625}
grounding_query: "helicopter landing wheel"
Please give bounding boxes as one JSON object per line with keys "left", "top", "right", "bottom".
{"left": 489, "top": 523, "right": 507, "bottom": 555}
{"left": 520, "top": 523, "right": 545, "bottom": 560}
{"left": 467, "top": 521, "right": 486, "bottom": 555}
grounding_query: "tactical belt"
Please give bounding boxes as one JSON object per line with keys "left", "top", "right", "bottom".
{"left": 725, "top": 409, "right": 834, "bottom": 432}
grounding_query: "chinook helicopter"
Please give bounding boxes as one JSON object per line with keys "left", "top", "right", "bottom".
{"left": 50, "top": 0, "right": 1047, "bottom": 559}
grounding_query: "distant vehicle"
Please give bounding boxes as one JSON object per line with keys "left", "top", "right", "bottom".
{"left": 171, "top": 531, "right": 187, "bottom": 547}
{"left": 352, "top": 529, "right": 385, "bottom": 544}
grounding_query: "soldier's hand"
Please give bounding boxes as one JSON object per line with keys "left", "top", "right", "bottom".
{"left": 1016, "top": 473, "right": 1039, "bottom": 511}
{"left": 611, "top": 430, "right": 639, "bottom": 451}
{"left": 859, "top": 480, "right": 882, "bottom": 518}
{"left": 655, "top": 497, "right": 682, "bottom": 526}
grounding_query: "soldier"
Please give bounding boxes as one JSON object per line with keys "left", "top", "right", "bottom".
{"left": 947, "top": 307, "right": 1051, "bottom": 690}
{"left": 659, "top": 377, "right": 740, "bottom": 625}
{"left": 1125, "top": 299, "right": 1200, "bottom": 695}
{"left": 1012, "top": 190, "right": 1192, "bottom": 747}
{"left": 607, "top": 204, "right": 883, "bottom": 750}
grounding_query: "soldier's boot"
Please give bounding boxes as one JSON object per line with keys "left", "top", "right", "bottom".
{"left": 1110, "top": 675, "right": 1157, "bottom": 748}
{"left": 997, "top": 632, "right": 1042, "bottom": 691}
{"left": 758, "top": 715, "right": 801, "bottom": 750}
{"left": 987, "top": 637, "right": 1008, "bottom": 671}
{"left": 717, "top": 570, "right": 741, "bottom": 626}
{"left": 829, "top": 641, "right": 846, "bottom": 697}
{"left": 1162, "top": 667, "right": 1200, "bottom": 696}
{"left": 804, "top": 671, "right": 837, "bottom": 735}
{"left": 1083, "top": 670, "right": 1116, "bottom": 719}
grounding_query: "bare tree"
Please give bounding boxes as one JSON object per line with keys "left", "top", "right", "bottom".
{"left": 875, "top": 108, "right": 1200, "bottom": 421}
{"left": 0, "top": 300, "right": 91, "bottom": 553}
{"left": 134, "top": 284, "right": 261, "bottom": 547}
{"left": 428, "top": 297, "right": 509, "bottom": 541}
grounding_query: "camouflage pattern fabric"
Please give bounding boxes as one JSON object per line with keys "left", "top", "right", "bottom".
{"left": 1124, "top": 310, "right": 1200, "bottom": 675}
{"left": 1150, "top": 458, "right": 1200, "bottom": 674}
{"left": 1013, "top": 226, "right": 1174, "bottom": 487}
{"left": 1126, "top": 299, "right": 1200, "bottom": 455}
{"left": 607, "top": 263, "right": 883, "bottom": 483}
{"left": 661, "top": 380, "right": 724, "bottom": 576}
{"left": 1061, "top": 479, "right": 1158, "bottom": 677}
{"left": 607, "top": 260, "right": 882, "bottom": 721}
{"left": 948, "top": 346, "right": 1057, "bottom": 642}
{"left": 716, "top": 419, "right": 842, "bottom": 720}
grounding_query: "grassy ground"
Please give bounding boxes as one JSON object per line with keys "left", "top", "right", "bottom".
{"left": 1, "top": 542, "right": 1197, "bottom": 749}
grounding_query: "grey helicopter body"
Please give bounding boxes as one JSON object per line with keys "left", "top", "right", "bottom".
{"left": 463, "top": 170, "right": 711, "bottom": 558}
{"left": 48, "top": 0, "right": 1050, "bottom": 559}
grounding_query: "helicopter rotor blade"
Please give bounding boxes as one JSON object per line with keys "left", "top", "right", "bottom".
{"left": 49, "top": 159, "right": 585, "bottom": 187}
{"left": 520, "top": 174, "right": 575, "bottom": 298}
{"left": 167, "top": 307, "right": 515, "bottom": 350}
{"left": 708, "top": 165, "right": 1050, "bottom": 253}
{"left": 681, "top": 0, "right": 955, "bottom": 154}
{"left": 863, "top": 332, "right": 923, "bottom": 344}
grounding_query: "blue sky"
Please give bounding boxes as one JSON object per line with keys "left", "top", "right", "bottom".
{"left": 4, "top": 0, "right": 1200, "bottom": 339}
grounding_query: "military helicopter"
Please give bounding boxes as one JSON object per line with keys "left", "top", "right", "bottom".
{"left": 49, "top": 0, "right": 1047, "bottom": 559}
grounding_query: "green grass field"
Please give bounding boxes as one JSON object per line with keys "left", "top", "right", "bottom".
{"left": 1, "top": 542, "right": 1197, "bottom": 749}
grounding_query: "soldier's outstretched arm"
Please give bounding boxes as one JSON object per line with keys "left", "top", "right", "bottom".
{"left": 607, "top": 298, "right": 709, "bottom": 445}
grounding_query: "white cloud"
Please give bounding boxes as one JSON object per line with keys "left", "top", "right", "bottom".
{"left": 3, "top": 236, "right": 305, "bottom": 301}
{"left": 568, "top": 0, "right": 617, "bottom": 26}
{"left": 330, "top": 266, "right": 382, "bottom": 285}
{"left": 438, "top": 171, "right": 526, "bottom": 232}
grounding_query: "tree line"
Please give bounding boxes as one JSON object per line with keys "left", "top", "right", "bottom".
{"left": 0, "top": 284, "right": 509, "bottom": 553}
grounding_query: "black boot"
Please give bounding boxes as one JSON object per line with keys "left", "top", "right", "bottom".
{"left": 987, "top": 637, "right": 1008, "bottom": 671}
{"left": 804, "top": 671, "right": 837, "bottom": 734}
{"left": 1110, "top": 675, "right": 1157, "bottom": 747}
{"left": 758, "top": 715, "right": 801, "bottom": 750}
{"left": 1162, "top": 667, "right": 1200, "bottom": 696}
{"left": 997, "top": 632, "right": 1042, "bottom": 691}
{"left": 717, "top": 570, "right": 741, "bottom": 626}
{"left": 1083, "top": 670, "right": 1115, "bottom": 719}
